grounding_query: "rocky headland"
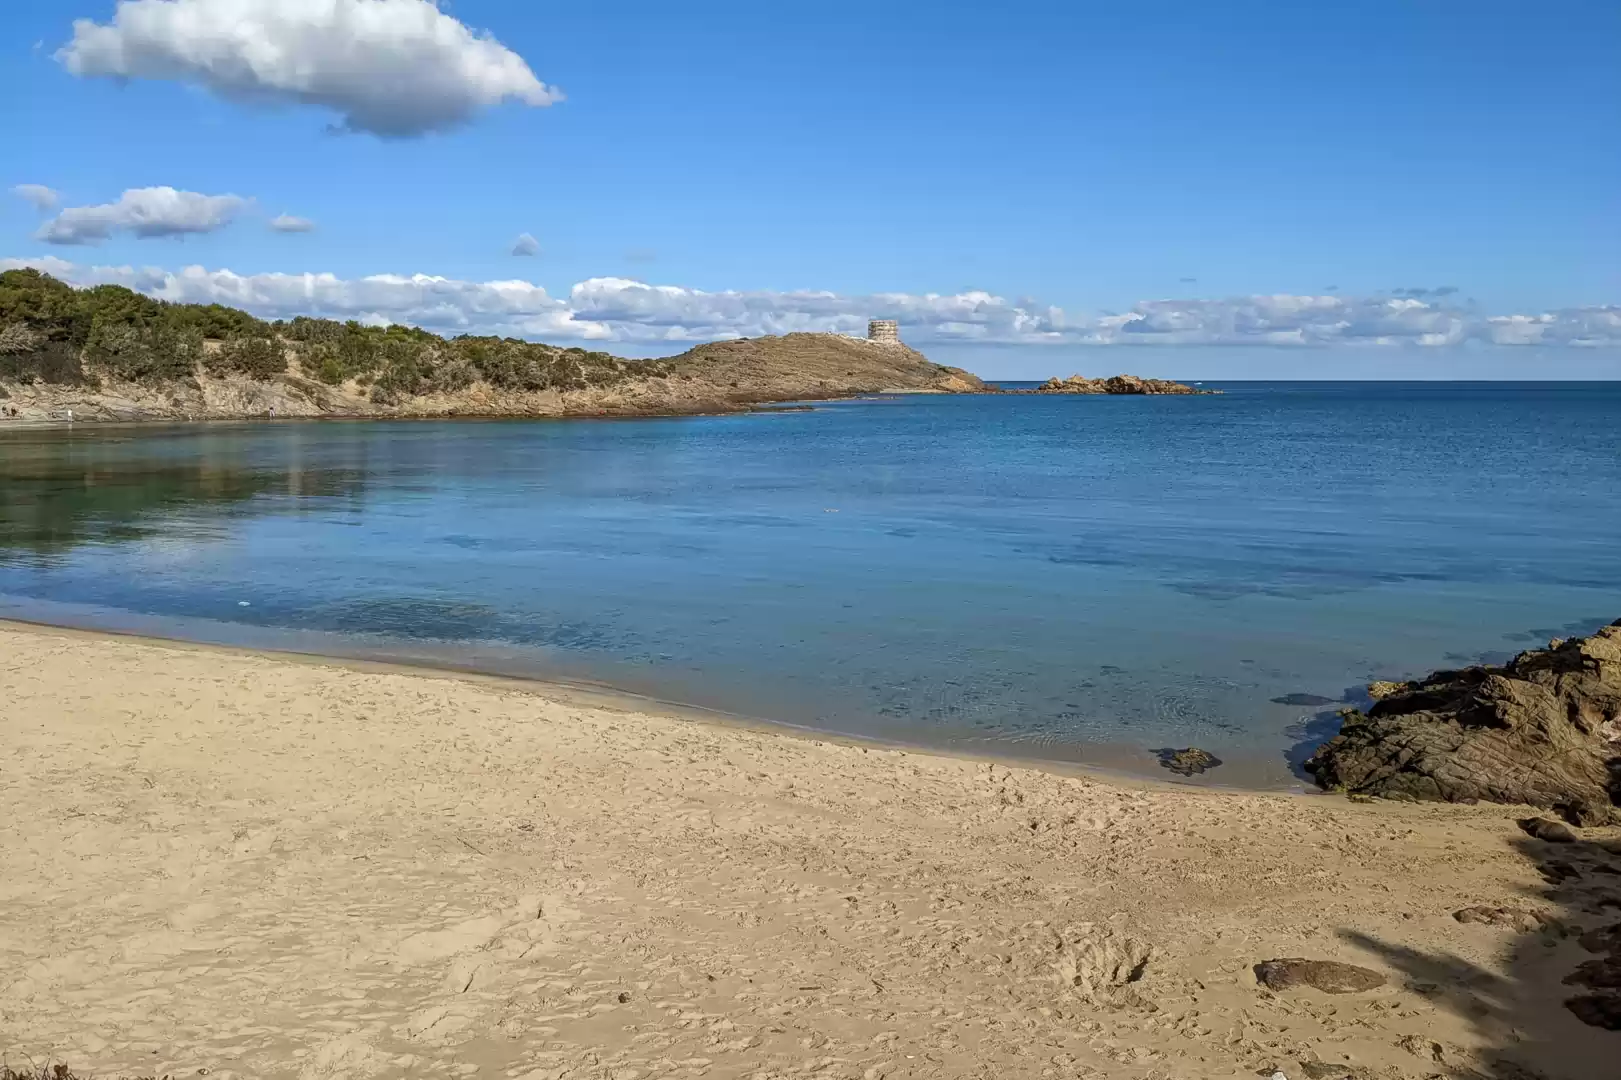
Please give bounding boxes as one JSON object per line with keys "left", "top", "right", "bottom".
{"left": 0, "top": 330, "right": 985, "bottom": 425}
{"left": 1307, "top": 620, "right": 1621, "bottom": 814}
{"left": 0, "top": 268, "right": 986, "bottom": 423}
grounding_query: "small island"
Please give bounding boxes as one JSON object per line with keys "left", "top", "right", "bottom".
{"left": 1019, "top": 373, "right": 1215, "bottom": 395}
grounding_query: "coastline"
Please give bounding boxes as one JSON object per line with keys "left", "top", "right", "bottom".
{"left": 0, "top": 388, "right": 881, "bottom": 427}
{"left": 0, "top": 616, "right": 1293, "bottom": 794}
{"left": 2, "top": 620, "right": 1616, "bottom": 1079}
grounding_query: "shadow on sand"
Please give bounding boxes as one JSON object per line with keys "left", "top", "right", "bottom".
{"left": 1344, "top": 828, "right": 1620, "bottom": 1079}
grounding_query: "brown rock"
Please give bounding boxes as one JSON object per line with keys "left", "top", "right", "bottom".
{"left": 1305, "top": 621, "right": 1621, "bottom": 808}
{"left": 1452, "top": 906, "right": 1559, "bottom": 933}
{"left": 1366, "top": 680, "right": 1410, "bottom": 700}
{"left": 1300, "top": 1063, "right": 1371, "bottom": 1080}
{"left": 1520, "top": 817, "right": 1578, "bottom": 844}
{"left": 1254, "top": 958, "right": 1385, "bottom": 994}
{"left": 1157, "top": 747, "right": 1222, "bottom": 776}
{"left": 1560, "top": 797, "right": 1618, "bottom": 828}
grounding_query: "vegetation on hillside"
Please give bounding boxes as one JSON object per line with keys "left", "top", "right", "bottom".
{"left": 0, "top": 269, "right": 669, "bottom": 401}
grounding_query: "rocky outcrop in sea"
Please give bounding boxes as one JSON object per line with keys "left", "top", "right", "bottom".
{"left": 1306, "top": 620, "right": 1621, "bottom": 811}
{"left": 1025, "top": 374, "right": 1214, "bottom": 395}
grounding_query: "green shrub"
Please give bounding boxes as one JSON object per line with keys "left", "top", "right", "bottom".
{"left": 169, "top": 303, "right": 272, "bottom": 340}
{"left": 84, "top": 319, "right": 202, "bottom": 384}
{"left": 205, "top": 337, "right": 287, "bottom": 380}
{"left": 282, "top": 316, "right": 346, "bottom": 344}
{"left": 0, "top": 269, "right": 92, "bottom": 349}
{"left": 0, "top": 339, "right": 88, "bottom": 385}
{"left": 0, "top": 269, "right": 659, "bottom": 399}
{"left": 311, "top": 348, "right": 347, "bottom": 385}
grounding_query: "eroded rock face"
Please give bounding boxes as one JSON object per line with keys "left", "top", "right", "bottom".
{"left": 1305, "top": 621, "right": 1621, "bottom": 808}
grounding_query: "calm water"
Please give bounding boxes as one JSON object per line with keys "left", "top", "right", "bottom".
{"left": 2, "top": 382, "right": 1617, "bottom": 784}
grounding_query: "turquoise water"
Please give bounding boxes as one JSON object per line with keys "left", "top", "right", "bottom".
{"left": 2, "top": 382, "right": 1617, "bottom": 783}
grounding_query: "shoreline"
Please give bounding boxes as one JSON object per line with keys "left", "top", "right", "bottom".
{"left": 0, "top": 383, "right": 1230, "bottom": 428}
{"left": 0, "top": 616, "right": 1294, "bottom": 795}
{"left": 2, "top": 619, "right": 1614, "bottom": 1079}
{"left": 0, "top": 392, "right": 868, "bottom": 428}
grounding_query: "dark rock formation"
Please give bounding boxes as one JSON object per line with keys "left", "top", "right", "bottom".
{"left": 1157, "top": 747, "right": 1222, "bottom": 776}
{"left": 1025, "top": 373, "right": 1213, "bottom": 396}
{"left": 1254, "top": 958, "right": 1386, "bottom": 993}
{"left": 1561, "top": 797, "right": 1618, "bottom": 828}
{"left": 1566, "top": 921, "right": 1621, "bottom": 1029}
{"left": 1305, "top": 621, "right": 1621, "bottom": 808}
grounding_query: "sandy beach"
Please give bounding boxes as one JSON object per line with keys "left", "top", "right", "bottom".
{"left": 1, "top": 622, "right": 1615, "bottom": 1080}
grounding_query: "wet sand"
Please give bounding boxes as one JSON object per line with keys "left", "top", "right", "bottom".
{"left": 1, "top": 621, "right": 1615, "bottom": 1079}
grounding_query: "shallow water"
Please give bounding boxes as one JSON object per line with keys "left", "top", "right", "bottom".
{"left": 2, "top": 382, "right": 1617, "bottom": 783}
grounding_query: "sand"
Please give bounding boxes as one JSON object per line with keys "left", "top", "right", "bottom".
{"left": 1, "top": 622, "right": 1616, "bottom": 1080}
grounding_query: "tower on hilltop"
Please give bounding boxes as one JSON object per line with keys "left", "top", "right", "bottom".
{"left": 867, "top": 319, "right": 900, "bottom": 345}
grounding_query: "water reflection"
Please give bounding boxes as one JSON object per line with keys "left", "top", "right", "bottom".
{"left": 0, "top": 424, "right": 369, "bottom": 562}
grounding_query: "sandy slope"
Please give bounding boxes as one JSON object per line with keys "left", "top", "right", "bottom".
{"left": 1, "top": 623, "right": 1615, "bottom": 1080}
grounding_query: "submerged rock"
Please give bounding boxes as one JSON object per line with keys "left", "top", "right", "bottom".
{"left": 1271, "top": 692, "right": 1339, "bottom": 707}
{"left": 1254, "top": 958, "right": 1385, "bottom": 994}
{"left": 1157, "top": 747, "right": 1222, "bottom": 776}
{"left": 1305, "top": 621, "right": 1621, "bottom": 808}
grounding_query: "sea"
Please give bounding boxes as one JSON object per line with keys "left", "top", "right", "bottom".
{"left": 2, "top": 381, "right": 1617, "bottom": 787}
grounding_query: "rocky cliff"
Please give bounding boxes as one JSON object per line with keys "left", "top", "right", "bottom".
{"left": 1306, "top": 621, "right": 1621, "bottom": 811}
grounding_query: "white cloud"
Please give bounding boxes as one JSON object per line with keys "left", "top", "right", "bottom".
{"left": 11, "top": 184, "right": 60, "bottom": 212}
{"left": 35, "top": 187, "right": 246, "bottom": 245}
{"left": 561, "top": 279, "right": 1071, "bottom": 343}
{"left": 0, "top": 255, "right": 80, "bottom": 278}
{"left": 2, "top": 256, "right": 1617, "bottom": 350}
{"left": 1102, "top": 294, "right": 1471, "bottom": 347}
{"left": 511, "top": 232, "right": 540, "bottom": 257}
{"left": 268, "top": 213, "right": 315, "bottom": 233}
{"left": 1484, "top": 307, "right": 1621, "bottom": 347}
{"left": 56, "top": 0, "right": 561, "bottom": 137}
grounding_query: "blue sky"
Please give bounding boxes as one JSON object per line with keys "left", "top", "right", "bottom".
{"left": 2, "top": 0, "right": 1618, "bottom": 376}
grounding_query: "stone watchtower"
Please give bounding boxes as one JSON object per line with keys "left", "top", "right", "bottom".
{"left": 868, "top": 319, "right": 900, "bottom": 346}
